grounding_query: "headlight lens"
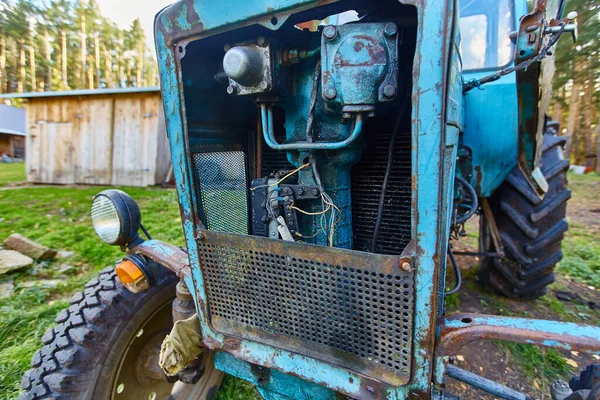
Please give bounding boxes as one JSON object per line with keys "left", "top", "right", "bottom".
{"left": 91, "top": 195, "right": 122, "bottom": 244}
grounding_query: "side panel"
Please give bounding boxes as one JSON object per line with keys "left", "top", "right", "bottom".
{"left": 462, "top": 74, "right": 518, "bottom": 196}
{"left": 461, "top": 0, "right": 528, "bottom": 197}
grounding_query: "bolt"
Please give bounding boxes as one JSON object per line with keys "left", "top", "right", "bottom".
{"left": 296, "top": 188, "right": 304, "bottom": 195}
{"left": 383, "top": 84, "right": 397, "bottom": 98}
{"left": 311, "top": 189, "right": 319, "bottom": 196}
{"left": 257, "top": 36, "right": 268, "bottom": 47}
{"left": 323, "top": 25, "right": 337, "bottom": 40}
{"left": 288, "top": 221, "right": 294, "bottom": 227}
{"left": 400, "top": 261, "right": 411, "bottom": 272}
{"left": 283, "top": 196, "right": 290, "bottom": 202}
{"left": 226, "top": 85, "right": 237, "bottom": 95}
{"left": 283, "top": 187, "right": 292, "bottom": 194}
{"left": 384, "top": 22, "right": 397, "bottom": 37}
{"left": 324, "top": 86, "right": 337, "bottom": 100}
{"left": 525, "top": 24, "right": 539, "bottom": 32}
{"left": 366, "top": 386, "right": 376, "bottom": 395}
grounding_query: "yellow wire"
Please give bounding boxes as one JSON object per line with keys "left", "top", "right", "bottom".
{"left": 250, "top": 163, "right": 311, "bottom": 191}
{"left": 290, "top": 204, "right": 331, "bottom": 215}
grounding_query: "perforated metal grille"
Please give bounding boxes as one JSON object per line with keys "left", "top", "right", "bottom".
{"left": 191, "top": 151, "right": 248, "bottom": 234}
{"left": 198, "top": 231, "right": 414, "bottom": 385}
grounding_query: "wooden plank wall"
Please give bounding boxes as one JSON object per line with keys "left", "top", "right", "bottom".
{"left": 25, "top": 92, "right": 169, "bottom": 186}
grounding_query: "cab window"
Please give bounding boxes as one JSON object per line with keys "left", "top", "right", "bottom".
{"left": 460, "top": 0, "right": 515, "bottom": 71}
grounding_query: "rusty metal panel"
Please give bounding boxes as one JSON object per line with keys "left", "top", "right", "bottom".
{"left": 197, "top": 229, "right": 415, "bottom": 386}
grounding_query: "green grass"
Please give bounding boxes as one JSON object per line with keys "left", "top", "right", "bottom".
{"left": 496, "top": 341, "right": 574, "bottom": 388}
{"left": 0, "top": 163, "right": 25, "bottom": 187}
{"left": 0, "top": 165, "right": 255, "bottom": 398}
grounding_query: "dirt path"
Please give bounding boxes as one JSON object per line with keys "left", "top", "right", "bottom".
{"left": 443, "top": 175, "right": 600, "bottom": 399}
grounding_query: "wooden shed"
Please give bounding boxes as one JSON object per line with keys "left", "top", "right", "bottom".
{"left": 0, "top": 104, "right": 26, "bottom": 159}
{"left": 0, "top": 87, "right": 170, "bottom": 187}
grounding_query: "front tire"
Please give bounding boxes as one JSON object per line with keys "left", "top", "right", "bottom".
{"left": 478, "top": 123, "right": 571, "bottom": 298}
{"left": 19, "top": 267, "right": 222, "bottom": 399}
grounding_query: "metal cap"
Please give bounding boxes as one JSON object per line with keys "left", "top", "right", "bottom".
{"left": 223, "top": 46, "right": 264, "bottom": 87}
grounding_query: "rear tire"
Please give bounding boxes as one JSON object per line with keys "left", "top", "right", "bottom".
{"left": 478, "top": 122, "right": 571, "bottom": 298}
{"left": 19, "top": 267, "right": 223, "bottom": 399}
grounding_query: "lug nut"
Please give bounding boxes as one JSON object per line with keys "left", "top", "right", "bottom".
{"left": 384, "top": 22, "right": 397, "bottom": 37}
{"left": 323, "top": 25, "right": 337, "bottom": 40}
{"left": 226, "top": 85, "right": 237, "bottom": 95}
{"left": 324, "top": 86, "right": 337, "bottom": 100}
{"left": 383, "top": 84, "right": 396, "bottom": 98}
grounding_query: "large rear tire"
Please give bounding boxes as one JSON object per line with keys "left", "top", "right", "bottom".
{"left": 19, "top": 267, "right": 223, "bottom": 399}
{"left": 478, "top": 122, "right": 571, "bottom": 298}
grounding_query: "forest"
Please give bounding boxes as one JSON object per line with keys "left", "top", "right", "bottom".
{"left": 0, "top": 0, "right": 157, "bottom": 94}
{"left": 551, "top": 0, "right": 599, "bottom": 171}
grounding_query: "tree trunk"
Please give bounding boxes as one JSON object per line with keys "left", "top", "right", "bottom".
{"left": 18, "top": 39, "right": 25, "bottom": 92}
{"left": 29, "top": 32, "right": 36, "bottom": 92}
{"left": 552, "top": 87, "right": 563, "bottom": 127}
{"left": 104, "top": 47, "right": 113, "bottom": 87}
{"left": 61, "top": 29, "right": 68, "bottom": 89}
{"left": 44, "top": 30, "right": 52, "bottom": 91}
{"left": 583, "top": 70, "right": 594, "bottom": 169}
{"left": 564, "top": 81, "right": 581, "bottom": 161}
{"left": 137, "top": 43, "right": 143, "bottom": 86}
{"left": 0, "top": 28, "right": 6, "bottom": 94}
{"left": 94, "top": 34, "right": 100, "bottom": 88}
{"left": 596, "top": 117, "right": 600, "bottom": 174}
{"left": 80, "top": 13, "right": 87, "bottom": 88}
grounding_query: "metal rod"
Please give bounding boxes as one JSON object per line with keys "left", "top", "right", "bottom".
{"left": 451, "top": 251, "right": 499, "bottom": 257}
{"left": 445, "top": 246, "right": 461, "bottom": 295}
{"left": 260, "top": 104, "right": 364, "bottom": 151}
{"left": 445, "top": 365, "right": 532, "bottom": 400}
{"left": 370, "top": 104, "right": 405, "bottom": 253}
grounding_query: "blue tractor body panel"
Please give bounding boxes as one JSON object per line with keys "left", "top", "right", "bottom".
{"left": 155, "top": 0, "right": 458, "bottom": 397}
{"left": 153, "top": 0, "right": 600, "bottom": 399}
{"left": 460, "top": 0, "right": 529, "bottom": 197}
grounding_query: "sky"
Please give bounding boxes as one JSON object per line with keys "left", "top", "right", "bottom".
{"left": 97, "top": 0, "right": 173, "bottom": 56}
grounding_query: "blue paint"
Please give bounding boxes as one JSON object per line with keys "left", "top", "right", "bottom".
{"left": 460, "top": 0, "right": 527, "bottom": 197}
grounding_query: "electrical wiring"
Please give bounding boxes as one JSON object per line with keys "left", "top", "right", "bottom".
{"left": 250, "top": 163, "right": 311, "bottom": 191}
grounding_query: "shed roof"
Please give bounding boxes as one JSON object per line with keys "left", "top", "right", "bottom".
{"left": 0, "top": 86, "right": 160, "bottom": 99}
{"left": 0, "top": 104, "right": 26, "bottom": 136}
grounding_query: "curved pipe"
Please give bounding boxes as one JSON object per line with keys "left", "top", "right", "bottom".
{"left": 260, "top": 104, "right": 364, "bottom": 151}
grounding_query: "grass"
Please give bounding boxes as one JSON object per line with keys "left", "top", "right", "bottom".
{"left": 0, "top": 166, "right": 255, "bottom": 398}
{"left": 0, "top": 163, "right": 25, "bottom": 187}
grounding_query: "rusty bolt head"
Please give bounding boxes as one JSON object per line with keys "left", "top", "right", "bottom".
{"left": 383, "top": 84, "right": 397, "bottom": 98}
{"left": 384, "top": 22, "right": 397, "bottom": 37}
{"left": 400, "top": 261, "right": 411, "bottom": 271}
{"left": 226, "top": 85, "right": 237, "bottom": 95}
{"left": 257, "top": 36, "right": 268, "bottom": 47}
{"left": 324, "top": 86, "right": 337, "bottom": 100}
{"left": 323, "top": 25, "right": 337, "bottom": 40}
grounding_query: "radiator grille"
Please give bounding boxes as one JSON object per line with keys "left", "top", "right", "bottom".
{"left": 351, "top": 131, "right": 412, "bottom": 255}
{"left": 191, "top": 150, "right": 248, "bottom": 234}
{"left": 198, "top": 231, "right": 414, "bottom": 386}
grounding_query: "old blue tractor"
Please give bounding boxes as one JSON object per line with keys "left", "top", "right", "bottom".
{"left": 20, "top": 0, "right": 600, "bottom": 399}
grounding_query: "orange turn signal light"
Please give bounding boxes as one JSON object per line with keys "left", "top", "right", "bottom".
{"left": 116, "top": 259, "right": 149, "bottom": 293}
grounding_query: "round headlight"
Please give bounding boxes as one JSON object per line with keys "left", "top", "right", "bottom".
{"left": 91, "top": 190, "right": 141, "bottom": 246}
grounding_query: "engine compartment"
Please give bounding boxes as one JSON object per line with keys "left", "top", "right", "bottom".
{"left": 180, "top": 0, "right": 416, "bottom": 255}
